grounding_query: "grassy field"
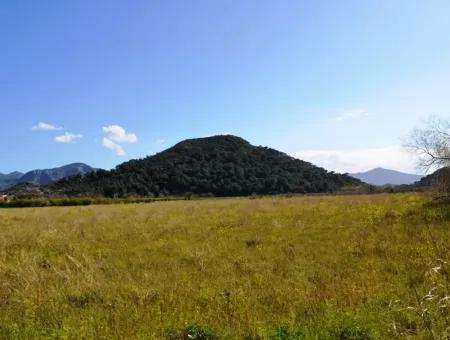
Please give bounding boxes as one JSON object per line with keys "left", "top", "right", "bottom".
{"left": 0, "top": 194, "right": 449, "bottom": 339}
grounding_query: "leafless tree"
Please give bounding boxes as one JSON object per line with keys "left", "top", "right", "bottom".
{"left": 404, "top": 115, "right": 450, "bottom": 199}
{"left": 405, "top": 115, "right": 450, "bottom": 171}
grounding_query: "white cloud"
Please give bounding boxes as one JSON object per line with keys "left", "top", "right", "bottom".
{"left": 291, "top": 145, "right": 421, "bottom": 174}
{"left": 102, "top": 137, "right": 125, "bottom": 156}
{"left": 102, "top": 125, "right": 137, "bottom": 143}
{"left": 54, "top": 132, "right": 83, "bottom": 144}
{"left": 101, "top": 125, "right": 137, "bottom": 156}
{"left": 32, "top": 122, "right": 63, "bottom": 131}
{"left": 334, "top": 109, "right": 371, "bottom": 122}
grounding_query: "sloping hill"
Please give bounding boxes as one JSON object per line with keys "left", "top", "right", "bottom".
{"left": 350, "top": 168, "right": 421, "bottom": 186}
{"left": 0, "top": 164, "right": 95, "bottom": 190}
{"left": 3, "top": 182, "right": 48, "bottom": 198}
{"left": 18, "top": 163, "right": 95, "bottom": 186}
{"left": 52, "top": 135, "right": 361, "bottom": 197}
{"left": 413, "top": 167, "right": 449, "bottom": 187}
{"left": 0, "top": 172, "right": 24, "bottom": 190}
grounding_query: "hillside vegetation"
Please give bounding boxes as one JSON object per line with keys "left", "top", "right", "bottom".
{"left": 0, "top": 194, "right": 449, "bottom": 339}
{"left": 51, "top": 135, "right": 360, "bottom": 197}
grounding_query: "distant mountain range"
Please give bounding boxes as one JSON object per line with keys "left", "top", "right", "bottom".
{"left": 50, "top": 135, "right": 361, "bottom": 197}
{"left": 350, "top": 167, "right": 422, "bottom": 186}
{"left": 0, "top": 163, "right": 95, "bottom": 190}
{"left": 0, "top": 171, "right": 24, "bottom": 190}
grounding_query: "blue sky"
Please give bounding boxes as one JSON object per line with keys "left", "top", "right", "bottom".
{"left": 1, "top": 0, "right": 449, "bottom": 174}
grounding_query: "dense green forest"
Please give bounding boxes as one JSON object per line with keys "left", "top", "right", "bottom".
{"left": 50, "top": 135, "right": 360, "bottom": 197}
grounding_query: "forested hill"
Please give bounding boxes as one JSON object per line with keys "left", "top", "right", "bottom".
{"left": 51, "top": 135, "right": 361, "bottom": 197}
{"left": 412, "top": 167, "right": 449, "bottom": 187}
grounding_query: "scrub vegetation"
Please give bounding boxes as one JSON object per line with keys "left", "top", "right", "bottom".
{"left": 0, "top": 193, "right": 449, "bottom": 339}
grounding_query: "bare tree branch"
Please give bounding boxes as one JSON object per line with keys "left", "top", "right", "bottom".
{"left": 404, "top": 115, "right": 450, "bottom": 173}
{"left": 404, "top": 115, "right": 450, "bottom": 198}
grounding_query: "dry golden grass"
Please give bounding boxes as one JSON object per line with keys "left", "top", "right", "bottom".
{"left": 0, "top": 193, "right": 449, "bottom": 339}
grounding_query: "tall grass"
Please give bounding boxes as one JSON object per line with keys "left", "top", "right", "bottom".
{"left": 0, "top": 193, "right": 448, "bottom": 339}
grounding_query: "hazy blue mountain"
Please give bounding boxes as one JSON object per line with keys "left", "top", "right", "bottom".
{"left": 350, "top": 167, "right": 422, "bottom": 186}
{"left": 0, "top": 171, "right": 24, "bottom": 190}
{"left": 0, "top": 163, "right": 95, "bottom": 190}
{"left": 18, "top": 163, "right": 95, "bottom": 186}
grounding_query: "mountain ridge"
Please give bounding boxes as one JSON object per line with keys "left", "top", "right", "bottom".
{"left": 0, "top": 172, "right": 24, "bottom": 190}
{"left": 0, "top": 163, "right": 95, "bottom": 190}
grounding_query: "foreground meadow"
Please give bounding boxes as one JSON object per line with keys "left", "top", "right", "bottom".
{"left": 0, "top": 194, "right": 449, "bottom": 339}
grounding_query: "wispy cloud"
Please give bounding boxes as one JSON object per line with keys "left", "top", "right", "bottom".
{"left": 291, "top": 145, "right": 420, "bottom": 174}
{"left": 102, "top": 125, "right": 137, "bottom": 156}
{"left": 334, "top": 109, "right": 371, "bottom": 122}
{"left": 32, "top": 122, "right": 63, "bottom": 131}
{"left": 54, "top": 132, "right": 83, "bottom": 144}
